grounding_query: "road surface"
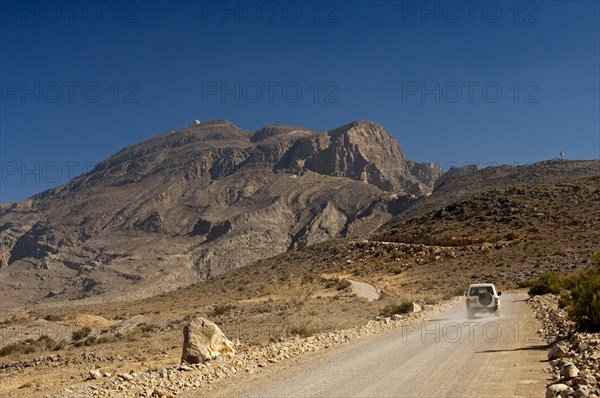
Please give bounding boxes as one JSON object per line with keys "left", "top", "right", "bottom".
{"left": 348, "top": 279, "right": 380, "bottom": 301}
{"left": 208, "top": 293, "right": 549, "bottom": 398}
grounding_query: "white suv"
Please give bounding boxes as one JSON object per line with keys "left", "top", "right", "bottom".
{"left": 465, "top": 283, "right": 501, "bottom": 318}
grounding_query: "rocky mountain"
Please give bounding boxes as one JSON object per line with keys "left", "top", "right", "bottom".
{"left": 0, "top": 120, "right": 442, "bottom": 307}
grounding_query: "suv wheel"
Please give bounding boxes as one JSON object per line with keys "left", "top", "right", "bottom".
{"left": 478, "top": 291, "right": 493, "bottom": 306}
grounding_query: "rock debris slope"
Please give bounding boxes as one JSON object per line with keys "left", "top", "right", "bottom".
{"left": 0, "top": 120, "right": 441, "bottom": 306}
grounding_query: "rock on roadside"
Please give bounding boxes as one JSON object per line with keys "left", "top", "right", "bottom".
{"left": 181, "top": 316, "right": 235, "bottom": 364}
{"left": 409, "top": 302, "right": 422, "bottom": 313}
{"left": 529, "top": 294, "right": 600, "bottom": 398}
{"left": 88, "top": 369, "right": 103, "bottom": 380}
{"left": 546, "top": 383, "right": 569, "bottom": 398}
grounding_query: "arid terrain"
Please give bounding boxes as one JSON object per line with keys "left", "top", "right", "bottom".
{"left": 0, "top": 121, "right": 598, "bottom": 397}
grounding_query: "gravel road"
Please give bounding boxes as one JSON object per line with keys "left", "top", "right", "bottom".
{"left": 210, "top": 293, "right": 548, "bottom": 398}
{"left": 348, "top": 279, "right": 380, "bottom": 301}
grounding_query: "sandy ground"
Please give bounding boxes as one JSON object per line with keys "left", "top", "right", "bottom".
{"left": 205, "top": 293, "right": 549, "bottom": 398}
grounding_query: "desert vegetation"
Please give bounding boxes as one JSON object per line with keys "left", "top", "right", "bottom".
{"left": 379, "top": 301, "right": 416, "bottom": 317}
{"left": 0, "top": 335, "right": 64, "bottom": 357}
{"left": 520, "top": 260, "right": 600, "bottom": 332}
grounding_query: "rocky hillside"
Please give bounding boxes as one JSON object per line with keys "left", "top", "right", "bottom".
{"left": 0, "top": 120, "right": 441, "bottom": 307}
{"left": 189, "top": 174, "right": 599, "bottom": 303}
{"left": 390, "top": 159, "right": 600, "bottom": 226}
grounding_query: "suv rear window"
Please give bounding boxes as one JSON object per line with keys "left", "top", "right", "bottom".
{"left": 469, "top": 286, "right": 493, "bottom": 296}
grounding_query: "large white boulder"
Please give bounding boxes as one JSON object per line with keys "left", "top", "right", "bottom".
{"left": 181, "top": 316, "right": 235, "bottom": 364}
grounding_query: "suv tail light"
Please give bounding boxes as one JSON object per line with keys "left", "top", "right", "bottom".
{"left": 494, "top": 298, "right": 499, "bottom": 304}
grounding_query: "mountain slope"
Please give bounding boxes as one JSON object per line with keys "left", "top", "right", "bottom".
{"left": 176, "top": 173, "right": 599, "bottom": 307}
{"left": 389, "top": 159, "right": 599, "bottom": 225}
{"left": 0, "top": 120, "right": 441, "bottom": 307}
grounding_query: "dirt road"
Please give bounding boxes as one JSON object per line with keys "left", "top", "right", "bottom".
{"left": 209, "top": 293, "right": 549, "bottom": 397}
{"left": 348, "top": 279, "right": 380, "bottom": 301}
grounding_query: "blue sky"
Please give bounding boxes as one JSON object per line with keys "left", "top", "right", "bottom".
{"left": 1, "top": 0, "right": 599, "bottom": 203}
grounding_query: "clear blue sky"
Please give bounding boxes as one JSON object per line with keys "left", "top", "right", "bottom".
{"left": 1, "top": 0, "right": 599, "bottom": 203}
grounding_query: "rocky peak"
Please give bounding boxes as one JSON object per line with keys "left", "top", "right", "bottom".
{"left": 297, "top": 120, "right": 440, "bottom": 193}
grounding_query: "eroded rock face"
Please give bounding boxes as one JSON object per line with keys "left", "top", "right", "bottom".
{"left": 181, "top": 317, "right": 235, "bottom": 364}
{"left": 294, "top": 202, "right": 347, "bottom": 248}
{"left": 279, "top": 121, "right": 442, "bottom": 194}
